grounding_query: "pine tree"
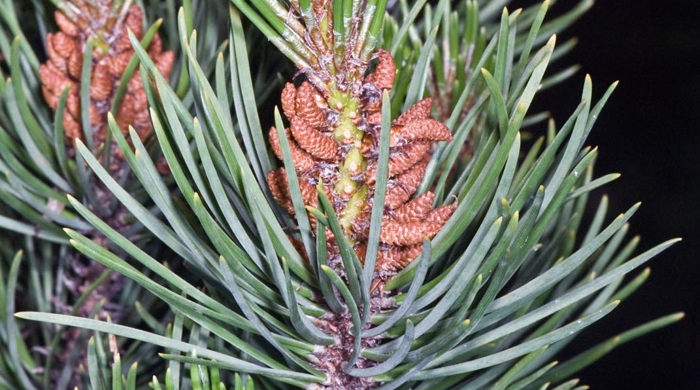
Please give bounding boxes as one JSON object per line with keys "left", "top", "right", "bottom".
{"left": 0, "top": 0, "right": 683, "bottom": 389}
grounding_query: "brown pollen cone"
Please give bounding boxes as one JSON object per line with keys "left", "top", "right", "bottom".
{"left": 39, "top": 1, "right": 174, "bottom": 165}
{"left": 268, "top": 49, "right": 456, "bottom": 280}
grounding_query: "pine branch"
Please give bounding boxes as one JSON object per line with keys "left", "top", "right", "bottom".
{"left": 1, "top": 1, "right": 683, "bottom": 389}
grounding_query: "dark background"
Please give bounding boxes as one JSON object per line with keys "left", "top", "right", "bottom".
{"left": 532, "top": 1, "right": 699, "bottom": 388}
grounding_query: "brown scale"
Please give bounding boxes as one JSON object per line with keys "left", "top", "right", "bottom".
{"left": 394, "top": 97, "right": 433, "bottom": 125}
{"left": 376, "top": 244, "right": 424, "bottom": 271}
{"left": 349, "top": 197, "right": 455, "bottom": 252}
{"left": 427, "top": 202, "right": 458, "bottom": 223}
{"left": 267, "top": 168, "right": 319, "bottom": 215}
{"left": 281, "top": 82, "right": 298, "bottom": 119}
{"left": 268, "top": 126, "right": 318, "bottom": 173}
{"left": 364, "top": 142, "right": 431, "bottom": 181}
{"left": 39, "top": 2, "right": 174, "bottom": 161}
{"left": 386, "top": 142, "right": 432, "bottom": 176}
{"left": 391, "top": 192, "right": 435, "bottom": 222}
{"left": 379, "top": 220, "right": 443, "bottom": 246}
{"left": 365, "top": 49, "right": 396, "bottom": 90}
{"left": 295, "top": 81, "right": 329, "bottom": 128}
{"left": 290, "top": 117, "right": 338, "bottom": 160}
{"left": 389, "top": 118, "right": 452, "bottom": 147}
{"left": 267, "top": 49, "right": 456, "bottom": 275}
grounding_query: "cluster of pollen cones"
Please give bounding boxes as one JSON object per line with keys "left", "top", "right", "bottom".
{"left": 39, "top": 1, "right": 173, "bottom": 159}
{"left": 268, "top": 49, "right": 456, "bottom": 276}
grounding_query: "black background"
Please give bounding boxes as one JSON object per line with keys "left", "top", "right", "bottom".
{"left": 529, "top": 0, "right": 699, "bottom": 388}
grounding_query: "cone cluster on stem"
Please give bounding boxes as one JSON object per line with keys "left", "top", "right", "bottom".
{"left": 39, "top": 0, "right": 173, "bottom": 158}
{"left": 267, "top": 48, "right": 456, "bottom": 279}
